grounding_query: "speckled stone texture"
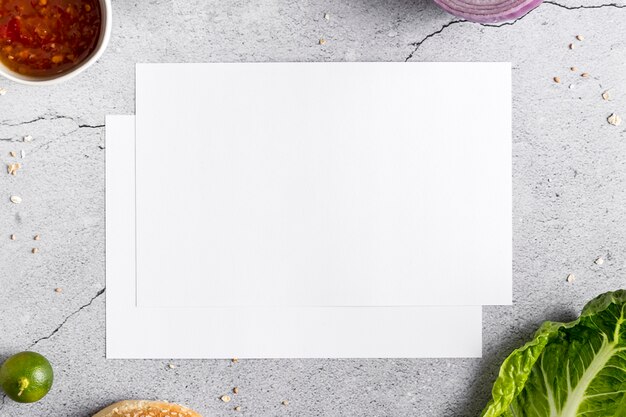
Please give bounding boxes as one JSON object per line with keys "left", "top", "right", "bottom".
{"left": 0, "top": 1, "right": 625, "bottom": 416}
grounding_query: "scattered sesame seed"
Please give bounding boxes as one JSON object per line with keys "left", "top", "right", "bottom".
{"left": 581, "top": 72, "right": 590, "bottom": 78}
{"left": 319, "top": 38, "right": 326, "bottom": 45}
{"left": 55, "top": 288, "right": 62, "bottom": 293}
{"left": 282, "top": 400, "right": 289, "bottom": 406}
{"left": 10, "top": 234, "right": 16, "bottom": 240}
{"left": 234, "top": 406, "right": 241, "bottom": 412}
{"left": 324, "top": 13, "right": 330, "bottom": 20}
{"left": 32, "top": 248, "right": 39, "bottom": 254}
{"left": 34, "top": 234, "right": 40, "bottom": 241}
{"left": 167, "top": 363, "right": 176, "bottom": 369}
{"left": 553, "top": 77, "right": 561, "bottom": 84}
{"left": 221, "top": 395, "right": 232, "bottom": 403}
{"left": 569, "top": 43, "right": 575, "bottom": 49}
{"left": 566, "top": 274, "right": 575, "bottom": 283}
{"left": 576, "top": 34, "right": 584, "bottom": 41}
{"left": 232, "top": 357, "right": 239, "bottom": 363}
{"left": 569, "top": 84, "right": 575, "bottom": 90}
{"left": 9, "top": 151, "right": 16, "bottom": 157}
{"left": 0, "top": 87, "right": 6, "bottom": 95}
{"left": 602, "top": 91, "right": 611, "bottom": 101}
{"left": 233, "top": 387, "right": 239, "bottom": 394}
{"left": 608, "top": 113, "right": 622, "bottom": 126}
{"left": 595, "top": 257, "right": 604, "bottom": 265}
{"left": 23, "top": 135, "right": 32, "bottom": 142}
{"left": 570, "top": 66, "right": 577, "bottom": 72}
{"left": 10, "top": 195, "right": 22, "bottom": 204}
{"left": 20, "top": 150, "right": 25, "bottom": 159}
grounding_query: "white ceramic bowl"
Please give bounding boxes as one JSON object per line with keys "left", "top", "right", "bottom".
{"left": 0, "top": 0, "right": 112, "bottom": 85}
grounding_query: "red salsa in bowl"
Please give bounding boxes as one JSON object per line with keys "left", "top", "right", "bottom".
{"left": 0, "top": 0, "right": 102, "bottom": 78}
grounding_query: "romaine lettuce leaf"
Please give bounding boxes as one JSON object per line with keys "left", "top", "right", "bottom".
{"left": 482, "top": 290, "right": 626, "bottom": 417}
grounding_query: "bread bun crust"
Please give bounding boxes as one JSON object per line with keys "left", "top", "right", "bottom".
{"left": 92, "top": 400, "right": 202, "bottom": 417}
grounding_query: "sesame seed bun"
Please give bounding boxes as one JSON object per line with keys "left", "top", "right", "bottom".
{"left": 92, "top": 400, "right": 202, "bottom": 417}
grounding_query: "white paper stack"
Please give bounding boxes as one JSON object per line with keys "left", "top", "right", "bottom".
{"left": 106, "top": 62, "right": 512, "bottom": 359}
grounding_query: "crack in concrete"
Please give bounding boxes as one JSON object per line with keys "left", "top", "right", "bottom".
{"left": 544, "top": 1, "right": 626, "bottom": 9}
{"left": 0, "top": 115, "right": 105, "bottom": 142}
{"left": 405, "top": 19, "right": 465, "bottom": 62}
{"left": 0, "top": 117, "right": 104, "bottom": 143}
{"left": 0, "top": 115, "right": 74, "bottom": 127}
{"left": 405, "top": 0, "right": 626, "bottom": 61}
{"left": 479, "top": 9, "right": 534, "bottom": 27}
{"left": 28, "top": 288, "right": 105, "bottom": 349}
{"left": 28, "top": 123, "right": 100, "bottom": 155}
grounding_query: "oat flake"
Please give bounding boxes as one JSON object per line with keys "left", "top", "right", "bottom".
{"left": 7, "top": 163, "right": 21, "bottom": 175}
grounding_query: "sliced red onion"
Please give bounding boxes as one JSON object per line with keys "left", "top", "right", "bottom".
{"left": 433, "top": 0, "right": 543, "bottom": 23}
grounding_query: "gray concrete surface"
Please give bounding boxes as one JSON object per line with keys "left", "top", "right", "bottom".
{"left": 0, "top": 0, "right": 625, "bottom": 415}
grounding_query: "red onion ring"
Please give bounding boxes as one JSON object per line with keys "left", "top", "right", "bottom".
{"left": 433, "top": 0, "right": 543, "bottom": 23}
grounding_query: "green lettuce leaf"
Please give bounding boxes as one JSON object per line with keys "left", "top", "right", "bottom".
{"left": 482, "top": 290, "right": 626, "bottom": 417}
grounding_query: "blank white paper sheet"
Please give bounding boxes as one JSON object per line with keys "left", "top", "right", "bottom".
{"left": 106, "top": 115, "right": 483, "bottom": 358}
{"left": 135, "top": 62, "right": 512, "bottom": 308}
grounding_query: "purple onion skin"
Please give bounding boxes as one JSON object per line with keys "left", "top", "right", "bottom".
{"left": 433, "top": 0, "right": 543, "bottom": 23}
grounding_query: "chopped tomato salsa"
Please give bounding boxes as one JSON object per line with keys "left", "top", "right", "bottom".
{"left": 0, "top": 0, "right": 101, "bottom": 77}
